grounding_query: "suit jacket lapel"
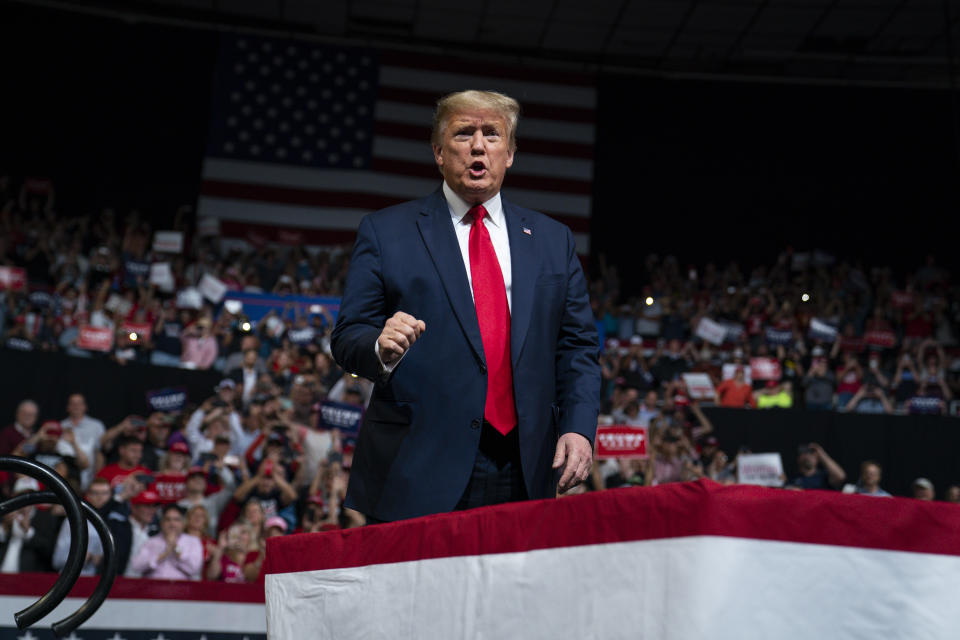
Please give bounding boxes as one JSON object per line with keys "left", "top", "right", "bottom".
{"left": 504, "top": 200, "right": 536, "bottom": 369}
{"left": 416, "top": 189, "right": 486, "bottom": 365}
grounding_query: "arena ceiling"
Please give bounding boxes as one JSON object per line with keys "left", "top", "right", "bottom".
{"left": 22, "top": 0, "right": 960, "bottom": 86}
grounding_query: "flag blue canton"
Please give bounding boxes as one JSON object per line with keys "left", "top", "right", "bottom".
{"left": 207, "top": 35, "right": 379, "bottom": 170}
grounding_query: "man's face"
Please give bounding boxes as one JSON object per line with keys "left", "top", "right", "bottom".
{"left": 67, "top": 394, "right": 86, "bottom": 418}
{"left": 913, "top": 485, "right": 934, "bottom": 501}
{"left": 132, "top": 503, "right": 157, "bottom": 526}
{"left": 798, "top": 451, "right": 817, "bottom": 472}
{"left": 85, "top": 483, "right": 112, "bottom": 510}
{"left": 862, "top": 464, "right": 881, "bottom": 485}
{"left": 644, "top": 391, "right": 657, "bottom": 408}
{"left": 243, "top": 350, "right": 258, "bottom": 368}
{"left": 433, "top": 109, "right": 514, "bottom": 204}
{"left": 16, "top": 403, "right": 38, "bottom": 430}
{"left": 186, "top": 475, "right": 206, "bottom": 493}
{"left": 120, "top": 442, "right": 143, "bottom": 467}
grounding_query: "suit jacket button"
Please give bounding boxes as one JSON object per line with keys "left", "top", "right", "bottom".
{"left": 479, "top": 364, "right": 487, "bottom": 374}
{"left": 471, "top": 419, "right": 482, "bottom": 429}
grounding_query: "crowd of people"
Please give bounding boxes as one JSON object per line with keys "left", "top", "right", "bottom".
{"left": 2, "top": 173, "right": 959, "bottom": 580}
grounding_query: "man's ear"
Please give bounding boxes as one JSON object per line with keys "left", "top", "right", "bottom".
{"left": 432, "top": 144, "right": 443, "bottom": 168}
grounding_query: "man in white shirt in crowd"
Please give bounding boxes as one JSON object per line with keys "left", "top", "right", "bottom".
{"left": 61, "top": 393, "right": 105, "bottom": 490}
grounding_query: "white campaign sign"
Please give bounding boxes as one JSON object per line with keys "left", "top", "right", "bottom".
{"left": 149, "top": 262, "right": 175, "bottom": 292}
{"left": 682, "top": 373, "right": 715, "bottom": 399}
{"left": 199, "top": 272, "right": 228, "bottom": 303}
{"left": 737, "top": 453, "right": 784, "bottom": 487}
{"left": 695, "top": 317, "right": 726, "bottom": 346}
{"left": 153, "top": 230, "right": 184, "bottom": 254}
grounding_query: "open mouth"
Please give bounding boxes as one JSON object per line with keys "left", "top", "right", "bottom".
{"left": 468, "top": 161, "right": 487, "bottom": 178}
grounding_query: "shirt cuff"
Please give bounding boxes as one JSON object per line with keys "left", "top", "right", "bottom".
{"left": 374, "top": 340, "right": 403, "bottom": 375}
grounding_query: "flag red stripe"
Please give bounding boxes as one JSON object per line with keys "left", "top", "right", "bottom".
{"left": 220, "top": 220, "right": 359, "bottom": 245}
{"left": 377, "top": 86, "right": 595, "bottom": 124}
{"left": 374, "top": 121, "right": 594, "bottom": 159}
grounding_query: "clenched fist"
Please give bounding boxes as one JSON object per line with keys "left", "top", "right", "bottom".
{"left": 377, "top": 311, "right": 426, "bottom": 366}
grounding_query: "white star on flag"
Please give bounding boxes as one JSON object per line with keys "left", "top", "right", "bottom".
{"left": 17, "top": 631, "right": 38, "bottom": 640}
{"left": 106, "top": 633, "right": 128, "bottom": 640}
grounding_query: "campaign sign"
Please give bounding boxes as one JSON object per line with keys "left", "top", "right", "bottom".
{"left": 287, "top": 327, "right": 316, "bottom": 346}
{"left": 199, "top": 272, "right": 228, "bottom": 304}
{"left": 76, "top": 325, "right": 114, "bottom": 352}
{"left": 737, "top": 452, "right": 784, "bottom": 487}
{"left": 750, "top": 357, "right": 782, "bottom": 381}
{"left": 125, "top": 260, "right": 150, "bottom": 284}
{"left": 146, "top": 386, "right": 188, "bottom": 412}
{"left": 317, "top": 401, "right": 364, "bottom": 439}
{"left": 809, "top": 318, "right": 838, "bottom": 343}
{"left": 28, "top": 291, "right": 53, "bottom": 308}
{"left": 105, "top": 293, "right": 133, "bottom": 317}
{"left": 149, "top": 262, "right": 175, "bottom": 292}
{"left": 682, "top": 372, "right": 716, "bottom": 400}
{"left": 176, "top": 287, "right": 204, "bottom": 310}
{"left": 695, "top": 317, "right": 726, "bottom": 346}
{"left": 596, "top": 425, "right": 648, "bottom": 460}
{"left": 153, "top": 230, "right": 184, "bottom": 254}
{"left": 152, "top": 471, "right": 187, "bottom": 503}
{"left": 722, "top": 322, "right": 745, "bottom": 343}
{"left": 0, "top": 266, "right": 27, "bottom": 291}
{"left": 864, "top": 330, "right": 896, "bottom": 348}
{"left": 765, "top": 327, "right": 793, "bottom": 346}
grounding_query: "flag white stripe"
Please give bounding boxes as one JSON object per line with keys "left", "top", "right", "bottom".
{"left": 198, "top": 196, "right": 590, "bottom": 253}
{"left": 373, "top": 137, "right": 594, "bottom": 181}
{"left": 380, "top": 66, "right": 596, "bottom": 109}
{"left": 265, "top": 535, "right": 960, "bottom": 640}
{"left": 376, "top": 100, "right": 596, "bottom": 144}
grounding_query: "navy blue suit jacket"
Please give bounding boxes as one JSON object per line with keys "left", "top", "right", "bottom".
{"left": 331, "top": 188, "right": 600, "bottom": 521}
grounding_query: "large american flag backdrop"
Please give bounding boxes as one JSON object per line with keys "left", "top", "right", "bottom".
{"left": 199, "top": 34, "right": 595, "bottom": 254}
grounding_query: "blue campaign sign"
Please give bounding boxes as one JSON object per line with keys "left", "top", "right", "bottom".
{"left": 765, "top": 327, "right": 793, "bottom": 346}
{"left": 146, "top": 386, "right": 189, "bottom": 412}
{"left": 317, "top": 400, "right": 363, "bottom": 438}
{"left": 221, "top": 292, "right": 341, "bottom": 323}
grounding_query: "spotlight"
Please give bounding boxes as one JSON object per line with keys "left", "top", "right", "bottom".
{"left": 801, "top": 293, "right": 810, "bottom": 303}
{"left": 129, "top": 332, "right": 138, "bottom": 341}
{"left": 645, "top": 297, "right": 654, "bottom": 306}
{"left": 241, "top": 321, "right": 252, "bottom": 332}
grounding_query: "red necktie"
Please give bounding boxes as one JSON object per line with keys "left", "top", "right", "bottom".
{"left": 468, "top": 204, "right": 517, "bottom": 435}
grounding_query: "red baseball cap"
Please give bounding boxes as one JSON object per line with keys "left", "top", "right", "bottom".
{"left": 131, "top": 490, "right": 161, "bottom": 505}
{"left": 169, "top": 442, "right": 190, "bottom": 455}
{"left": 41, "top": 421, "right": 63, "bottom": 439}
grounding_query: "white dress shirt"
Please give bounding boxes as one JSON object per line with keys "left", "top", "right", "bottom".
{"left": 442, "top": 181, "right": 513, "bottom": 311}
{"left": 376, "top": 183, "right": 513, "bottom": 371}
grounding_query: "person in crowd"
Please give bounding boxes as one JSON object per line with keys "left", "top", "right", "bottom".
{"left": 180, "top": 316, "right": 218, "bottom": 370}
{"left": 129, "top": 504, "right": 203, "bottom": 580}
{"left": 184, "top": 380, "right": 245, "bottom": 458}
{"left": 152, "top": 441, "right": 191, "bottom": 503}
{"left": 53, "top": 478, "right": 110, "bottom": 575}
{"left": 802, "top": 354, "right": 836, "bottom": 410}
{"left": 96, "top": 435, "right": 151, "bottom": 490}
{"left": 112, "top": 489, "right": 161, "bottom": 577}
{"left": 944, "top": 485, "right": 960, "bottom": 504}
{"left": 13, "top": 420, "right": 88, "bottom": 492}
{"left": 232, "top": 459, "right": 297, "bottom": 523}
{"left": 98, "top": 415, "right": 148, "bottom": 466}
{"left": 140, "top": 412, "right": 174, "bottom": 471}
{"left": 183, "top": 504, "right": 217, "bottom": 576}
{"left": 206, "top": 522, "right": 262, "bottom": 583}
{"left": 843, "top": 382, "right": 895, "bottom": 414}
{"left": 912, "top": 477, "right": 935, "bottom": 501}
{"left": 855, "top": 460, "right": 892, "bottom": 497}
{"left": 178, "top": 465, "right": 237, "bottom": 536}
{"left": 754, "top": 380, "right": 794, "bottom": 409}
{"left": 0, "top": 477, "right": 58, "bottom": 573}
{"left": 264, "top": 516, "right": 287, "bottom": 539}
{"left": 61, "top": 393, "right": 105, "bottom": 490}
{"left": 714, "top": 366, "right": 756, "bottom": 408}
{"left": 645, "top": 429, "right": 701, "bottom": 486}
{"left": 0, "top": 400, "right": 39, "bottom": 455}
{"left": 230, "top": 348, "right": 266, "bottom": 406}
{"left": 835, "top": 351, "right": 864, "bottom": 408}
{"left": 786, "top": 443, "right": 846, "bottom": 490}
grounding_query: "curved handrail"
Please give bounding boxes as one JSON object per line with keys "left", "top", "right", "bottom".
{"left": 0, "top": 456, "right": 88, "bottom": 630}
{"left": 1, "top": 490, "right": 119, "bottom": 636}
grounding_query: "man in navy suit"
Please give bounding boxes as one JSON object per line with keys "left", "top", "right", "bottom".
{"left": 331, "top": 90, "right": 600, "bottom": 522}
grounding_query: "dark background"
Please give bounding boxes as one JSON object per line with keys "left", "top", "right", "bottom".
{"left": 2, "top": 4, "right": 959, "bottom": 292}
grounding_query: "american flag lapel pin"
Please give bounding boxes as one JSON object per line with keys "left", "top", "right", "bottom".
{"left": 522, "top": 226, "right": 532, "bottom": 235}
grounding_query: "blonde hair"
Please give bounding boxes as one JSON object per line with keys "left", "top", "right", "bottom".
{"left": 431, "top": 90, "right": 520, "bottom": 151}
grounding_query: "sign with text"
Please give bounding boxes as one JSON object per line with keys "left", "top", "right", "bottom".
{"left": 199, "top": 272, "right": 228, "bottom": 304}
{"left": 149, "top": 262, "right": 175, "bottom": 292}
{"left": 146, "top": 386, "right": 188, "bottom": 412}
{"left": 890, "top": 291, "right": 914, "bottom": 309}
{"left": 809, "top": 318, "right": 838, "bottom": 343}
{"left": 737, "top": 452, "right": 784, "bottom": 487}
{"left": 682, "top": 372, "right": 716, "bottom": 400}
{"left": 176, "top": 287, "right": 204, "bottom": 310}
{"left": 596, "top": 425, "right": 648, "bottom": 460}
{"left": 864, "top": 330, "right": 896, "bottom": 348}
{"left": 695, "top": 317, "right": 726, "bottom": 346}
{"left": 76, "top": 325, "right": 114, "bottom": 352}
{"left": 722, "top": 363, "right": 752, "bottom": 384}
{"left": 317, "top": 400, "right": 363, "bottom": 439}
{"left": 152, "top": 230, "right": 184, "bottom": 254}
{"left": 0, "top": 266, "right": 27, "bottom": 291}
{"left": 765, "top": 327, "right": 793, "bottom": 346}
{"left": 750, "top": 357, "right": 782, "bottom": 381}
{"left": 152, "top": 472, "right": 187, "bottom": 503}
{"left": 122, "top": 321, "right": 152, "bottom": 343}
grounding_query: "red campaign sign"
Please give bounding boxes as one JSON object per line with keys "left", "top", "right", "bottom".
{"left": 864, "top": 330, "right": 896, "bottom": 348}
{"left": 890, "top": 291, "right": 914, "bottom": 309}
{"left": 151, "top": 472, "right": 187, "bottom": 503}
{"left": 276, "top": 229, "right": 304, "bottom": 245}
{"left": 76, "top": 325, "right": 114, "bottom": 352}
{"left": 750, "top": 357, "right": 782, "bottom": 381}
{"left": 0, "top": 266, "right": 27, "bottom": 291}
{"left": 596, "top": 425, "right": 648, "bottom": 460}
{"left": 121, "top": 321, "right": 152, "bottom": 343}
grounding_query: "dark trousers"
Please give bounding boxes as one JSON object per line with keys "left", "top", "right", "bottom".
{"left": 454, "top": 421, "right": 527, "bottom": 511}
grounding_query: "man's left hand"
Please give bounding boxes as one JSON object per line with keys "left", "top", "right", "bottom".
{"left": 553, "top": 433, "right": 592, "bottom": 494}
